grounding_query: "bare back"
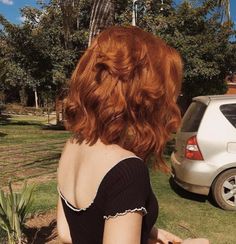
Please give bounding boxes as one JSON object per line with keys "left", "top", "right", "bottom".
{"left": 57, "top": 138, "right": 136, "bottom": 209}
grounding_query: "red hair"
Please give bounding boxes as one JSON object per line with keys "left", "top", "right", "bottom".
{"left": 65, "top": 26, "right": 183, "bottom": 172}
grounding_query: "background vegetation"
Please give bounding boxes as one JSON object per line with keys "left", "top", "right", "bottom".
{"left": 0, "top": 0, "right": 235, "bottom": 112}
{"left": 0, "top": 115, "right": 235, "bottom": 243}
{"left": 0, "top": 0, "right": 236, "bottom": 243}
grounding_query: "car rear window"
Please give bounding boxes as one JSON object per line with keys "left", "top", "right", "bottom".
{"left": 220, "top": 103, "right": 236, "bottom": 129}
{"left": 181, "top": 101, "right": 207, "bottom": 132}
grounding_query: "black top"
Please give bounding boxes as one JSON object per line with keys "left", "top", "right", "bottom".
{"left": 59, "top": 157, "right": 158, "bottom": 244}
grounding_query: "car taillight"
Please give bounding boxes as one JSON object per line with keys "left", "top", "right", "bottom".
{"left": 185, "top": 136, "right": 204, "bottom": 160}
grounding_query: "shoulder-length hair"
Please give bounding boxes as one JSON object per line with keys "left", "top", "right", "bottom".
{"left": 65, "top": 26, "right": 183, "bottom": 172}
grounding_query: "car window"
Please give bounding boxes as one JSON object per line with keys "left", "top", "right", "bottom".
{"left": 220, "top": 103, "right": 236, "bottom": 129}
{"left": 181, "top": 101, "right": 207, "bottom": 132}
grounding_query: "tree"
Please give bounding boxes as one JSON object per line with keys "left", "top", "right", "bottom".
{"left": 0, "top": 0, "right": 235, "bottom": 113}
{"left": 0, "top": 12, "right": 51, "bottom": 107}
{"left": 88, "top": 0, "right": 115, "bottom": 46}
{"left": 217, "top": 0, "right": 230, "bottom": 23}
{"left": 116, "top": 0, "right": 235, "bottom": 110}
{"left": 0, "top": 0, "right": 92, "bottom": 110}
{"left": 159, "top": 0, "right": 233, "bottom": 109}
{"left": 0, "top": 59, "right": 7, "bottom": 107}
{"left": 59, "top": 0, "right": 89, "bottom": 49}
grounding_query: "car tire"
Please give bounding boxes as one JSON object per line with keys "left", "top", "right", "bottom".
{"left": 212, "top": 169, "right": 236, "bottom": 211}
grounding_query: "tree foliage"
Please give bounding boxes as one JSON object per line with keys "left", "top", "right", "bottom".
{"left": 0, "top": 0, "right": 235, "bottom": 110}
{"left": 89, "top": 0, "right": 115, "bottom": 45}
{"left": 0, "top": 0, "right": 92, "bottom": 106}
{"left": 217, "top": 0, "right": 231, "bottom": 23}
{"left": 115, "top": 0, "right": 235, "bottom": 108}
{"left": 158, "top": 0, "right": 234, "bottom": 106}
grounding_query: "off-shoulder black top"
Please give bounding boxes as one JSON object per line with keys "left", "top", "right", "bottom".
{"left": 59, "top": 157, "right": 158, "bottom": 244}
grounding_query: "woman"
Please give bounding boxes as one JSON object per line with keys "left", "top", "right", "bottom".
{"left": 57, "top": 26, "right": 209, "bottom": 244}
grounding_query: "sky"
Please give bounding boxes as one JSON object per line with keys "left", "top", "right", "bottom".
{"left": 0, "top": 0, "right": 236, "bottom": 26}
{"left": 0, "top": 0, "right": 39, "bottom": 23}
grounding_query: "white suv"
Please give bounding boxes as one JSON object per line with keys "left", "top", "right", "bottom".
{"left": 171, "top": 95, "right": 236, "bottom": 210}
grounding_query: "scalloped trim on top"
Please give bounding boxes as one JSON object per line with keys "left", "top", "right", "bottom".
{"left": 103, "top": 207, "right": 147, "bottom": 220}
{"left": 58, "top": 187, "right": 94, "bottom": 212}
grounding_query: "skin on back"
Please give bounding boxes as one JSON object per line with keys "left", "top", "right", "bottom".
{"left": 57, "top": 138, "right": 143, "bottom": 244}
{"left": 57, "top": 139, "right": 207, "bottom": 244}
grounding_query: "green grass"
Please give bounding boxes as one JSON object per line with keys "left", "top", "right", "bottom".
{"left": 31, "top": 180, "right": 58, "bottom": 214}
{"left": 0, "top": 114, "right": 67, "bottom": 241}
{"left": 0, "top": 114, "right": 70, "bottom": 184}
{"left": 0, "top": 114, "right": 235, "bottom": 243}
{"left": 151, "top": 169, "right": 236, "bottom": 244}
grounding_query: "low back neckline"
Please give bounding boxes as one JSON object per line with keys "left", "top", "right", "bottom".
{"left": 58, "top": 155, "right": 143, "bottom": 212}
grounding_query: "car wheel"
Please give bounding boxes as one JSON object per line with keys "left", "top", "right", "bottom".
{"left": 212, "top": 169, "right": 236, "bottom": 210}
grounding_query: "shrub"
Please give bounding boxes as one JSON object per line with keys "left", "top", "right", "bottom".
{"left": 0, "top": 182, "right": 34, "bottom": 244}
{"left": 6, "top": 104, "right": 45, "bottom": 115}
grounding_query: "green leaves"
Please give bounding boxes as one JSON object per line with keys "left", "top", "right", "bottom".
{"left": 0, "top": 0, "right": 235, "bottom": 109}
{"left": 0, "top": 1, "right": 91, "bottom": 106}
{"left": 156, "top": 1, "right": 233, "bottom": 105}
{"left": 0, "top": 181, "right": 34, "bottom": 244}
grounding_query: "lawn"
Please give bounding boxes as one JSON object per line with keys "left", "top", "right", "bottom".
{"left": 151, "top": 171, "right": 236, "bottom": 244}
{"left": 0, "top": 114, "right": 69, "bottom": 185}
{"left": 0, "top": 114, "right": 235, "bottom": 243}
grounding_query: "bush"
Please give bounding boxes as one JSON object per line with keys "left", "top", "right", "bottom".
{"left": 3, "top": 104, "right": 45, "bottom": 116}
{"left": 0, "top": 182, "right": 34, "bottom": 244}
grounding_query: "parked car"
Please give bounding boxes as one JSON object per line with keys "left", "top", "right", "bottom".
{"left": 171, "top": 95, "right": 236, "bottom": 210}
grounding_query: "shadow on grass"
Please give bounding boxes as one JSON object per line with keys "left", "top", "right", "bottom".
{"left": 0, "top": 115, "right": 43, "bottom": 127}
{"left": 0, "top": 114, "right": 11, "bottom": 125}
{"left": 23, "top": 153, "right": 61, "bottom": 168}
{"left": 9, "top": 121, "right": 43, "bottom": 126}
{"left": 164, "top": 138, "right": 176, "bottom": 156}
{"left": 0, "top": 132, "right": 7, "bottom": 137}
{"left": 169, "top": 177, "right": 208, "bottom": 203}
{"left": 169, "top": 177, "right": 221, "bottom": 208}
{"left": 41, "top": 124, "right": 65, "bottom": 131}
{"left": 0, "top": 113, "right": 66, "bottom": 130}
{"left": 24, "top": 219, "right": 57, "bottom": 244}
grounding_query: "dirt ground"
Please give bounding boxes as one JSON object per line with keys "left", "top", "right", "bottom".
{"left": 25, "top": 210, "right": 59, "bottom": 244}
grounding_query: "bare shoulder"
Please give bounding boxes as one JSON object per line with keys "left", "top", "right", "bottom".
{"left": 58, "top": 138, "right": 137, "bottom": 172}
{"left": 59, "top": 138, "right": 81, "bottom": 163}
{"left": 57, "top": 138, "right": 82, "bottom": 179}
{"left": 63, "top": 137, "right": 79, "bottom": 151}
{"left": 59, "top": 138, "right": 74, "bottom": 157}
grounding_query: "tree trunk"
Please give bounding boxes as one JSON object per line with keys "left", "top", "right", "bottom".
{"left": 19, "top": 86, "right": 28, "bottom": 106}
{"left": 217, "top": 0, "right": 231, "bottom": 24}
{"left": 59, "top": 0, "right": 76, "bottom": 49}
{"left": 88, "top": 0, "right": 115, "bottom": 46}
{"left": 59, "top": 0, "right": 82, "bottom": 49}
{"left": 55, "top": 96, "right": 61, "bottom": 125}
{"left": 34, "top": 89, "right": 39, "bottom": 109}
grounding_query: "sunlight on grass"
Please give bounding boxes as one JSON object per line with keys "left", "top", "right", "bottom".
{"left": 150, "top": 169, "right": 236, "bottom": 244}
{"left": 1, "top": 115, "right": 235, "bottom": 244}
{"left": 30, "top": 181, "right": 58, "bottom": 214}
{"left": 0, "top": 115, "right": 70, "bottom": 186}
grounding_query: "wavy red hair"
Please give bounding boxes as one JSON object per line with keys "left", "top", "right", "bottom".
{"left": 65, "top": 26, "right": 183, "bottom": 172}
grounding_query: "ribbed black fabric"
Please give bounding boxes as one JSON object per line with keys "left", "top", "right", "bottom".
{"left": 60, "top": 157, "right": 158, "bottom": 244}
